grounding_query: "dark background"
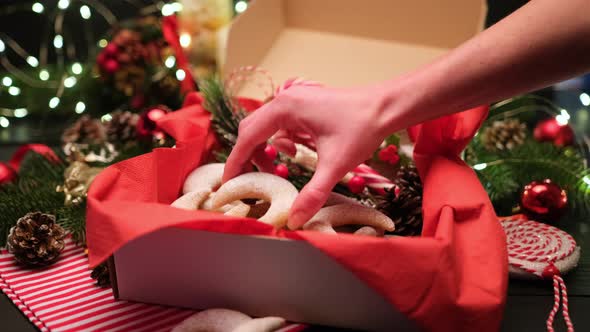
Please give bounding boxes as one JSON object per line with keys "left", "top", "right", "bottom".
{"left": 2, "top": 1, "right": 590, "bottom": 331}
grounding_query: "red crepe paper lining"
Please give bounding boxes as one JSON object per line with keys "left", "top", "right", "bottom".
{"left": 86, "top": 92, "right": 507, "bottom": 332}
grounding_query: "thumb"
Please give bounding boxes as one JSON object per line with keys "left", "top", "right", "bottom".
{"left": 287, "top": 155, "right": 347, "bottom": 230}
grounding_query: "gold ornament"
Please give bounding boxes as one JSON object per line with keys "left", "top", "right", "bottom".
{"left": 56, "top": 161, "right": 103, "bottom": 206}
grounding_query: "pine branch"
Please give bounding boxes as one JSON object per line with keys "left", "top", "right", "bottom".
{"left": 468, "top": 137, "right": 590, "bottom": 215}
{"left": 56, "top": 204, "right": 87, "bottom": 244}
{"left": 200, "top": 77, "right": 247, "bottom": 149}
{"left": 0, "top": 153, "right": 69, "bottom": 246}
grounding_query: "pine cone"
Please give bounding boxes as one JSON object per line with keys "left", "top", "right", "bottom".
{"left": 114, "top": 65, "right": 146, "bottom": 97}
{"left": 91, "top": 262, "right": 111, "bottom": 287}
{"left": 62, "top": 115, "right": 106, "bottom": 145}
{"left": 105, "top": 111, "right": 139, "bottom": 145}
{"left": 481, "top": 119, "right": 526, "bottom": 151}
{"left": 376, "top": 165, "right": 423, "bottom": 236}
{"left": 7, "top": 212, "right": 66, "bottom": 268}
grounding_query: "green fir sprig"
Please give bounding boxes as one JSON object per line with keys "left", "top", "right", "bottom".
{"left": 200, "top": 77, "right": 362, "bottom": 198}
{"left": 466, "top": 95, "right": 590, "bottom": 215}
{"left": 0, "top": 153, "right": 86, "bottom": 246}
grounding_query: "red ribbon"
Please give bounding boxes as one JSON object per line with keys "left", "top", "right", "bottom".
{"left": 162, "top": 15, "right": 196, "bottom": 94}
{"left": 0, "top": 144, "right": 59, "bottom": 185}
{"left": 8, "top": 144, "right": 59, "bottom": 171}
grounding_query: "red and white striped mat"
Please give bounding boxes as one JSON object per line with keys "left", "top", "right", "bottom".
{"left": 0, "top": 238, "right": 305, "bottom": 332}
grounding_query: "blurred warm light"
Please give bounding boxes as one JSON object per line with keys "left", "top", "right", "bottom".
{"left": 176, "top": 69, "right": 186, "bottom": 81}
{"left": 14, "top": 108, "right": 28, "bottom": 118}
{"left": 235, "top": 1, "right": 248, "bottom": 13}
{"left": 80, "top": 5, "right": 91, "bottom": 19}
{"left": 39, "top": 70, "right": 50, "bottom": 81}
{"left": 75, "top": 102, "right": 86, "bottom": 114}
{"left": 49, "top": 97, "right": 60, "bottom": 109}
{"left": 179, "top": 33, "right": 191, "bottom": 48}
{"left": 32, "top": 2, "right": 44, "bottom": 13}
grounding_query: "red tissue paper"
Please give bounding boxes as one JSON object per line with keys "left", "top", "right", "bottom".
{"left": 86, "top": 92, "right": 507, "bottom": 332}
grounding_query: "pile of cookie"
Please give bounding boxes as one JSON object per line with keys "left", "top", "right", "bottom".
{"left": 172, "top": 163, "right": 394, "bottom": 237}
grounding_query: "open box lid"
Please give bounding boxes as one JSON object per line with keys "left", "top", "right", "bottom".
{"left": 219, "top": 0, "right": 487, "bottom": 99}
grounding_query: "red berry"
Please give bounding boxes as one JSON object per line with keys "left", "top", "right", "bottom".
{"left": 96, "top": 52, "right": 107, "bottom": 67}
{"left": 264, "top": 144, "right": 278, "bottom": 160}
{"left": 347, "top": 175, "right": 366, "bottom": 194}
{"left": 103, "top": 59, "right": 120, "bottom": 74}
{"left": 274, "top": 164, "right": 289, "bottom": 178}
{"left": 104, "top": 43, "right": 119, "bottom": 57}
{"left": 378, "top": 145, "right": 400, "bottom": 165}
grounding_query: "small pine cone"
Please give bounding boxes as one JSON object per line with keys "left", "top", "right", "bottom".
{"left": 481, "top": 119, "right": 527, "bottom": 151}
{"left": 114, "top": 65, "right": 146, "bottom": 97}
{"left": 62, "top": 115, "right": 106, "bottom": 145}
{"left": 105, "top": 111, "right": 139, "bottom": 145}
{"left": 376, "top": 164, "right": 423, "bottom": 236}
{"left": 7, "top": 212, "right": 66, "bottom": 268}
{"left": 91, "top": 262, "right": 111, "bottom": 287}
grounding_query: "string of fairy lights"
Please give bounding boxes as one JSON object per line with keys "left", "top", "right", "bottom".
{"left": 0, "top": 0, "right": 250, "bottom": 129}
{"left": 0, "top": 0, "right": 158, "bottom": 128}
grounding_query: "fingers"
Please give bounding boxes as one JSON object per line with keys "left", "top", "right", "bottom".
{"left": 272, "top": 137, "right": 297, "bottom": 157}
{"left": 251, "top": 143, "right": 275, "bottom": 173}
{"left": 223, "top": 103, "right": 284, "bottom": 182}
{"left": 287, "top": 152, "right": 348, "bottom": 230}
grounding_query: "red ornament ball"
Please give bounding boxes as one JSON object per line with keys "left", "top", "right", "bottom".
{"left": 104, "top": 43, "right": 119, "bottom": 57}
{"left": 274, "top": 164, "right": 289, "bottom": 179}
{"left": 103, "top": 59, "right": 120, "bottom": 74}
{"left": 96, "top": 52, "right": 108, "bottom": 68}
{"left": 0, "top": 162, "right": 17, "bottom": 185}
{"left": 347, "top": 175, "right": 366, "bottom": 194}
{"left": 533, "top": 118, "right": 575, "bottom": 147}
{"left": 378, "top": 145, "right": 400, "bottom": 165}
{"left": 264, "top": 144, "right": 278, "bottom": 160}
{"left": 136, "top": 107, "right": 170, "bottom": 141}
{"left": 520, "top": 179, "right": 568, "bottom": 222}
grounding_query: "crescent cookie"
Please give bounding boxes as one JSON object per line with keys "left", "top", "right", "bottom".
{"left": 232, "top": 317, "right": 286, "bottom": 332}
{"left": 212, "top": 172, "right": 298, "bottom": 228}
{"left": 224, "top": 202, "right": 251, "bottom": 218}
{"left": 303, "top": 204, "right": 394, "bottom": 234}
{"left": 171, "top": 189, "right": 211, "bottom": 210}
{"left": 171, "top": 308, "right": 251, "bottom": 332}
{"left": 183, "top": 163, "right": 225, "bottom": 194}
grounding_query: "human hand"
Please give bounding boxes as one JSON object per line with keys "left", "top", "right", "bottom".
{"left": 223, "top": 84, "right": 403, "bottom": 229}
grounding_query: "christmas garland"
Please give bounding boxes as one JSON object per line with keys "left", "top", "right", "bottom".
{"left": 466, "top": 95, "right": 590, "bottom": 217}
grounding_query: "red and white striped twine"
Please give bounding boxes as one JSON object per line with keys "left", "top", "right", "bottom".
{"left": 503, "top": 218, "right": 576, "bottom": 276}
{"left": 1, "top": 238, "right": 305, "bottom": 332}
{"left": 352, "top": 164, "right": 394, "bottom": 195}
{"left": 501, "top": 217, "right": 576, "bottom": 332}
{"left": 224, "top": 66, "right": 276, "bottom": 101}
{"left": 547, "top": 275, "right": 574, "bottom": 332}
{"left": 274, "top": 77, "right": 322, "bottom": 96}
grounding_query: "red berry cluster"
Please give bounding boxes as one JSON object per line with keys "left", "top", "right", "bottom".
{"left": 263, "top": 145, "right": 290, "bottom": 178}
{"left": 378, "top": 144, "right": 400, "bottom": 165}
